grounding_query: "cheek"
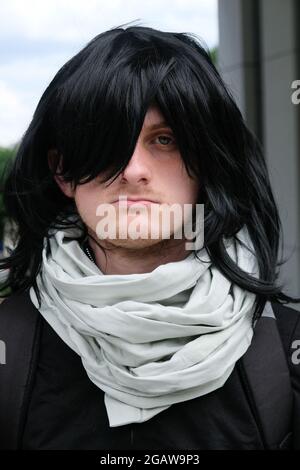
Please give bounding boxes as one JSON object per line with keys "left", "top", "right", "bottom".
{"left": 74, "top": 187, "right": 102, "bottom": 228}
{"left": 181, "top": 163, "right": 199, "bottom": 202}
{"left": 168, "top": 168, "right": 199, "bottom": 204}
{"left": 188, "top": 178, "right": 200, "bottom": 203}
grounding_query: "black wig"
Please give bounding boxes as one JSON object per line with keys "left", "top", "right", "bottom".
{"left": 1, "top": 22, "right": 299, "bottom": 321}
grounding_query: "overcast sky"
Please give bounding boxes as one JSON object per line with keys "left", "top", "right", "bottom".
{"left": 0, "top": 0, "right": 218, "bottom": 147}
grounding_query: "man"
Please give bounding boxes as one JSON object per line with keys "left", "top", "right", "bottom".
{"left": 52, "top": 103, "right": 200, "bottom": 274}
{"left": 0, "top": 24, "right": 299, "bottom": 450}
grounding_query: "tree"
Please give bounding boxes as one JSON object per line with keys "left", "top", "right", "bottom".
{"left": 0, "top": 144, "right": 18, "bottom": 251}
{"left": 209, "top": 46, "right": 218, "bottom": 67}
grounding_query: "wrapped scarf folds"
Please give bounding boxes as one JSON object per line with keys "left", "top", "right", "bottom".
{"left": 30, "top": 220, "right": 259, "bottom": 427}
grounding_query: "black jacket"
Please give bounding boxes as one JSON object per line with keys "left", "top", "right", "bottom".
{"left": 0, "top": 290, "right": 300, "bottom": 450}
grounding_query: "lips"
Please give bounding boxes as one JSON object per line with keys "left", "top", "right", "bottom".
{"left": 112, "top": 200, "right": 159, "bottom": 208}
{"left": 112, "top": 197, "right": 158, "bottom": 204}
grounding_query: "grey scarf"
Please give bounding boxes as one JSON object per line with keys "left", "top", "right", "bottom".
{"left": 30, "top": 221, "right": 259, "bottom": 427}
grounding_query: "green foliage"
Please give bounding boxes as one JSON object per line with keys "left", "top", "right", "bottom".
{"left": 0, "top": 143, "right": 18, "bottom": 244}
{"left": 0, "top": 284, "right": 11, "bottom": 298}
{"left": 209, "top": 46, "right": 218, "bottom": 67}
{"left": 0, "top": 145, "right": 17, "bottom": 186}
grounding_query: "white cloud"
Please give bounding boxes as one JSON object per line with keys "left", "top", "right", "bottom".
{"left": 0, "top": 0, "right": 218, "bottom": 146}
{"left": 0, "top": 53, "right": 75, "bottom": 145}
{"left": 0, "top": 0, "right": 218, "bottom": 46}
{"left": 0, "top": 81, "right": 29, "bottom": 145}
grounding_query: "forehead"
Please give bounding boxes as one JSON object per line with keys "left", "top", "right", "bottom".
{"left": 142, "top": 105, "right": 170, "bottom": 130}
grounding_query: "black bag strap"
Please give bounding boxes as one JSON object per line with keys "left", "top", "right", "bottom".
{"left": 237, "top": 301, "right": 294, "bottom": 449}
{"left": 0, "top": 290, "right": 41, "bottom": 450}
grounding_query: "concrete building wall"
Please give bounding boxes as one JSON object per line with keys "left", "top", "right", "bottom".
{"left": 218, "top": 0, "right": 300, "bottom": 304}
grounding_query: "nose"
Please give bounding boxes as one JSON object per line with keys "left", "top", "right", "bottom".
{"left": 120, "top": 138, "right": 152, "bottom": 184}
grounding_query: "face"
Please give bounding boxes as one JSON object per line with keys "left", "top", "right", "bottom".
{"left": 53, "top": 105, "right": 199, "bottom": 249}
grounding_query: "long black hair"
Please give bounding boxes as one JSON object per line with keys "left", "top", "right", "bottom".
{"left": 1, "top": 22, "right": 299, "bottom": 321}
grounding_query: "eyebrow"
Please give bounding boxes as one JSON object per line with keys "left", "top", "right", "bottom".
{"left": 144, "top": 121, "right": 171, "bottom": 130}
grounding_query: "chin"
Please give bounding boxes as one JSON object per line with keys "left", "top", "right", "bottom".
{"left": 102, "top": 236, "right": 164, "bottom": 250}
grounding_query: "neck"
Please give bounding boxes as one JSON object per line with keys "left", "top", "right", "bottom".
{"left": 87, "top": 234, "right": 192, "bottom": 275}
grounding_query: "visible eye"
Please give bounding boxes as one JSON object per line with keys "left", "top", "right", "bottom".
{"left": 153, "top": 134, "right": 177, "bottom": 147}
